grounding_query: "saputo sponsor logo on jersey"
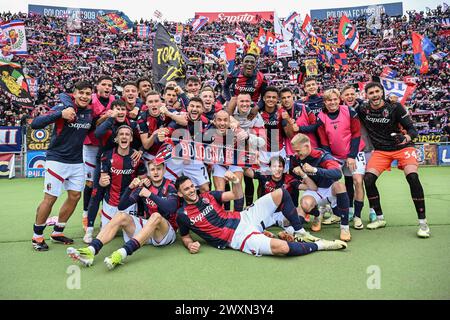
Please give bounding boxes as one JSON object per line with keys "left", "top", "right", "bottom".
{"left": 110, "top": 167, "right": 134, "bottom": 175}
{"left": 365, "top": 116, "right": 390, "bottom": 123}
{"left": 68, "top": 122, "right": 91, "bottom": 130}
{"left": 189, "top": 204, "right": 214, "bottom": 224}
{"left": 235, "top": 85, "right": 256, "bottom": 93}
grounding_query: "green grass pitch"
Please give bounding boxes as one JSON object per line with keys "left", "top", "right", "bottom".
{"left": 0, "top": 167, "right": 449, "bottom": 300}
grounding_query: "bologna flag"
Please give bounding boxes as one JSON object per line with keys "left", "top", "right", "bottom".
{"left": 224, "top": 42, "right": 237, "bottom": 72}
{"left": 412, "top": 32, "right": 436, "bottom": 74}
{"left": 97, "top": 11, "right": 133, "bottom": 34}
{"left": 0, "top": 20, "right": 27, "bottom": 55}
{"left": 0, "top": 153, "right": 15, "bottom": 179}
{"left": 152, "top": 23, "right": 189, "bottom": 90}
{"left": 338, "top": 15, "right": 360, "bottom": 53}
{"left": 136, "top": 25, "right": 150, "bottom": 38}
{"left": 66, "top": 33, "right": 80, "bottom": 46}
{"left": 380, "top": 77, "right": 416, "bottom": 106}
{"left": 0, "top": 59, "right": 33, "bottom": 108}
{"left": 191, "top": 16, "right": 208, "bottom": 33}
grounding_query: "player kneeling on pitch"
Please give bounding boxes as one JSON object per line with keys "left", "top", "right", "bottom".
{"left": 290, "top": 133, "right": 352, "bottom": 242}
{"left": 175, "top": 171, "right": 347, "bottom": 257}
{"left": 67, "top": 160, "right": 179, "bottom": 270}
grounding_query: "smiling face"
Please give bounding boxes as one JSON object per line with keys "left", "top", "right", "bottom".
{"left": 304, "top": 80, "right": 318, "bottom": 96}
{"left": 186, "top": 81, "right": 201, "bottom": 95}
{"left": 187, "top": 100, "right": 203, "bottom": 121}
{"left": 324, "top": 92, "right": 340, "bottom": 113}
{"left": 73, "top": 87, "right": 92, "bottom": 108}
{"left": 263, "top": 91, "right": 278, "bottom": 110}
{"left": 366, "top": 86, "right": 385, "bottom": 109}
{"left": 116, "top": 127, "right": 133, "bottom": 150}
{"left": 242, "top": 55, "right": 256, "bottom": 77}
{"left": 341, "top": 87, "right": 356, "bottom": 107}
{"left": 177, "top": 179, "right": 198, "bottom": 204}
{"left": 113, "top": 104, "right": 128, "bottom": 123}
{"left": 270, "top": 160, "right": 284, "bottom": 180}
{"left": 163, "top": 89, "right": 177, "bottom": 107}
{"left": 215, "top": 110, "right": 230, "bottom": 135}
{"left": 96, "top": 79, "right": 113, "bottom": 99}
{"left": 237, "top": 93, "right": 252, "bottom": 114}
{"left": 122, "top": 85, "right": 138, "bottom": 107}
{"left": 200, "top": 90, "right": 214, "bottom": 112}
{"left": 139, "top": 81, "right": 152, "bottom": 98}
{"left": 146, "top": 94, "right": 162, "bottom": 117}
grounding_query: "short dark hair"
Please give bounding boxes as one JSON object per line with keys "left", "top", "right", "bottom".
{"left": 175, "top": 175, "right": 191, "bottom": 191}
{"left": 280, "top": 87, "right": 293, "bottom": 95}
{"left": 269, "top": 156, "right": 285, "bottom": 168}
{"left": 73, "top": 81, "right": 92, "bottom": 92}
{"left": 189, "top": 96, "right": 204, "bottom": 107}
{"left": 303, "top": 76, "right": 317, "bottom": 85}
{"left": 97, "top": 75, "right": 113, "bottom": 85}
{"left": 164, "top": 86, "right": 176, "bottom": 94}
{"left": 186, "top": 75, "right": 201, "bottom": 84}
{"left": 263, "top": 86, "right": 279, "bottom": 97}
{"left": 122, "top": 81, "right": 138, "bottom": 89}
{"left": 137, "top": 77, "right": 152, "bottom": 88}
{"left": 341, "top": 84, "right": 356, "bottom": 94}
{"left": 111, "top": 100, "right": 126, "bottom": 109}
{"left": 364, "top": 82, "right": 384, "bottom": 93}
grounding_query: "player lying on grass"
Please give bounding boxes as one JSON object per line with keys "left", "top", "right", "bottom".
{"left": 289, "top": 133, "right": 352, "bottom": 242}
{"left": 175, "top": 172, "right": 347, "bottom": 257}
{"left": 67, "top": 160, "right": 179, "bottom": 270}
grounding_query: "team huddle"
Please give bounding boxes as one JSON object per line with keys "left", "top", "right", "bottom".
{"left": 29, "top": 53, "right": 430, "bottom": 270}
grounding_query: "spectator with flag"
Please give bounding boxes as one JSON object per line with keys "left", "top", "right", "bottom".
{"left": 412, "top": 32, "right": 436, "bottom": 74}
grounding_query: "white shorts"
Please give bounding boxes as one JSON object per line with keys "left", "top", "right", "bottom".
{"left": 341, "top": 152, "right": 366, "bottom": 176}
{"left": 164, "top": 158, "right": 209, "bottom": 187}
{"left": 43, "top": 161, "right": 85, "bottom": 197}
{"left": 259, "top": 148, "right": 288, "bottom": 174}
{"left": 83, "top": 145, "right": 98, "bottom": 182}
{"left": 230, "top": 193, "right": 280, "bottom": 256}
{"left": 212, "top": 164, "right": 243, "bottom": 178}
{"left": 101, "top": 201, "right": 137, "bottom": 229}
{"left": 123, "top": 215, "right": 176, "bottom": 247}
{"left": 303, "top": 187, "right": 337, "bottom": 208}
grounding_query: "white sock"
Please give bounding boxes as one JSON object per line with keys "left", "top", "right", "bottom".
{"left": 88, "top": 246, "right": 95, "bottom": 255}
{"left": 85, "top": 227, "right": 94, "bottom": 234}
{"left": 294, "top": 227, "right": 306, "bottom": 234}
{"left": 83, "top": 211, "right": 88, "bottom": 218}
{"left": 340, "top": 225, "right": 350, "bottom": 231}
{"left": 419, "top": 219, "right": 427, "bottom": 225}
{"left": 370, "top": 208, "right": 376, "bottom": 213}
{"left": 315, "top": 240, "right": 324, "bottom": 250}
{"left": 377, "top": 215, "right": 384, "bottom": 221}
{"left": 118, "top": 248, "right": 128, "bottom": 260}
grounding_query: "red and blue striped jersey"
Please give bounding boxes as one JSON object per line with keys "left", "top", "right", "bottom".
{"left": 253, "top": 172, "right": 301, "bottom": 194}
{"left": 260, "top": 108, "right": 286, "bottom": 152}
{"left": 101, "top": 148, "right": 147, "bottom": 206}
{"left": 223, "top": 69, "right": 267, "bottom": 102}
{"left": 176, "top": 192, "right": 241, "bottom": 249}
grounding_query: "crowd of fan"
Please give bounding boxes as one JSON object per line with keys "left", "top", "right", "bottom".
{"left": 0, "top": 5, "right": 449, "bottom": 136}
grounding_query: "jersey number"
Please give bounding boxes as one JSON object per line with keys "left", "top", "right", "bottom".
{"left": 404, "top": 150, "right": 418, "bottom": 160}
